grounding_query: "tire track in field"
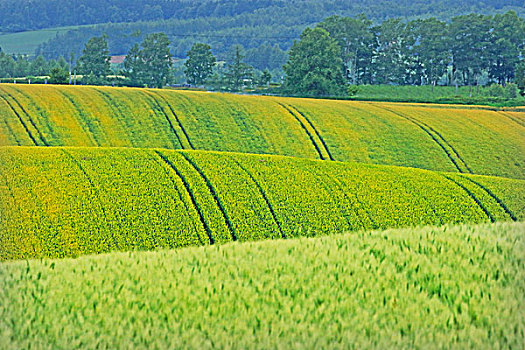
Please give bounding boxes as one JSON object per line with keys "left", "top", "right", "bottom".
{"left": 232, "top": 159, "right": 285, "bottom": 239}
{"left": 403, "top": 111, "right": 473, "bottom": 173}
{"left": 56, "top": 89, "right": 100, "bottom": 147}
{"left": 60, "top": 149, "right": 113, "bottom": 246}
{"left": 148, "top": 90, "right": 195, "bottom": 149}
{"left": 0, "top": 93, "right": 39, "bottom": 146}
{"left": 94, "top": 89, "right": 138, "bottom": 147}
{"left": 0, "top": 104, "right": 21, "bottom": 146}
{"left": 140, "top": 90, "right": 184, "bottom": 150}
{"left": 277, "top": 102, "right": 326, "bottom": 160}
{"left": 459, "top": 175, "right": 517, "bottom": 221}
{"left": 379, "top": 105, "right": 466, "bottom": 173}
{"left": 147, "top": 151, "right": 205, "bottom": 245}
{"left": 5, "top": 87, "right": 59, "bottom": 144}
{"left": 441, "top": 174, "right": 495, "bottom": 222}
{"left": 179, "top": 152, "right": 238, "bottom": 241}
{"left": 323, "top": 172, "right": 377, "bottom": 230}
{"left": 155, "top": 151, "right": 214, "bottom": 244}
{"left": 1, "top": 89, "right": 50, "bottom": 145}
{"left": 285, "top": 103, "right": 335, "bottom": 161}
{"left": 498, "top": 111, "right": 525, "bottom": 127}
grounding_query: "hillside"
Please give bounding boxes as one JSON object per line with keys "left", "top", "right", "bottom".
{"left": 1, "top": 1, "right": 522, "bottom": 59}
{"left": 2, "top": 222, "right": 524, "bottom": 348}
{"left": 1, "top": 146, "right": 523, "bottom": 261}
{"left": 2, "top": 0, "right": 521, "bottom": 33}
{"left": 0, "top": 85, "right": 523, "bottom": 179}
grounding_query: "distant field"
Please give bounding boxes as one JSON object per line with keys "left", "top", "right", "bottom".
{"left": 350, "top": 84, "right": 525, "bottom": 107}
{"left": 1, "top": 147, "right": 522, "bottom": 261}
{"left": 0, "top": 85, "right": 523, "bottom": 179}
{"left": 0, "top": 26, "right": 84, "bottom": 55}
{"left": 1, "top": 222, "right": 523, "bottom": 348}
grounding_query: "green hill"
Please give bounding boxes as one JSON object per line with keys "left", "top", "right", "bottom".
{"left": 1, "top": 147, "right": 522, "bottom": 261}
{"left": 0, "top": 85, "right": 523, "bottom": 179}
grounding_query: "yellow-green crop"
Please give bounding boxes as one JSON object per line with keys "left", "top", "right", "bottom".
{"left": 1, "top": 222, "right": 523, "bottom": 349}
{"left": 1, "top": 147, "right": 522, "bottom": 261}
{"left": 0, "top": 85, "right": 523, "bottom": 179}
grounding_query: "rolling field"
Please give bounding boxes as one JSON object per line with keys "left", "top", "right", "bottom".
{"left": 1, "top": 222, "right": 523, "bottom": 349}
{"left": 1, "top": 83, "right": 524, "bottom": 347}
{"left": 1, "top": 147, "right": 523, "bottom": 261}
{"left": 0, "top": 85, "right": 523, "bottom": 179}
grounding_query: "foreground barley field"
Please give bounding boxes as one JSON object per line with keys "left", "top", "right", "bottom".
{"left": 1, "top": 222, "right": 523, "bottom": 349}
{"left": 1, "top": 147, "right": 523, "bottom": 261}
{"left": 0, "top": 85, "right": 523, "bottom": 179}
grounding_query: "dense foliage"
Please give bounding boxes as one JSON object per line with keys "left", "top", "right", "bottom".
{"left": 2, "top": 222, "right": 524, "bottom": 347}
{"left": 0, "top": 85, "right": 523, "bottom": 179}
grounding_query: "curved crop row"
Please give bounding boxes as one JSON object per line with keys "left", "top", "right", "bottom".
{"left": 1, "top": 147, "right": 522, "bottom": 261}
{"left": 0, "top": 85, "right": 523, "bottom": 179}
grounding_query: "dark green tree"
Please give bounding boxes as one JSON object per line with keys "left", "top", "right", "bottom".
{"left": 77, "top": 35, "right": 111, "bottom": 77}
{"left": 224, "top": 45, "right": 254, "bottom": 91}
{"left": 31, "top": 55, "right": 49, "bottom": 76}
{"left": 283, "top": 27, "right": 345, "bottom": 97}
{"left": 317, "top": 15, "right": 374, "bottom": 85}
{"left": 49, "top": 67, "right": 68, "bottom": 84}
{"left": 123, "top": 43, "right": 143, "bottom": 85}
{"left": 449, "top": 14, "right": 492, "bottom": 88}
{"left": 516, "top": 61, "right": 525, "bottom": 95}
{"left": 259, "top": 69, "right": 272, "bottom": 87}
{"left": 488, "top": 11, "right": 525, "bottom": 85}
{"left": 372, "top": 18, "right": 409, "bottom": 84}
{"left": 184, "top": 43, "right": 216, "bottom": 85}
{"left": 139, "top": 33, "right": 172, "bottom": 88}
{"left": 124, "top": 33, "right": 173, "bottom": 88}
{"left": 406, "top": 18, "right": 449, "bottom": 88}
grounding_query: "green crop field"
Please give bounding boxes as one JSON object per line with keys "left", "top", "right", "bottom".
{"left": 0, "top": 85, "right": 523, "bottom": 179}
{"left": 0, "top": 83, "right": 524, "bottom": 347}
{"left": 1, "top": 147, "right": 523, "bottom": 261}
{"left": 1, "top": 222, "right": 524, "bottom": 349}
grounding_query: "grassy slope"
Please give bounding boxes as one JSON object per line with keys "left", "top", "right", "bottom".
{"left": 0, "top": 26, "right": 84, "bottom": 55}
{"left": 1, "top": 147, "right": 523, "bottom": 261}
{"left": 0, "top": 85, "right": 523, "bottom": 179}
{"left": 350, "top": 85, "right": 525, "bottom": 107}
{"left": 1, "top": 222, "right": 523, "bottom": 349}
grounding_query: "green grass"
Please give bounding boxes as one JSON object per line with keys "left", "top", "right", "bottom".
{"left": 350, "top": 84, "right": 525, "bottom": 107}
{"left": 1, "top": 147, "right": 523, "bottom": 261}
{"left": 1, "top": 222, "right": 523, "bottom": 349}
{"left": 0, "top": 85, "right": 523, "bottom": 179}
{"left": 0, "top": 26, "right": 86, "bottom": 55}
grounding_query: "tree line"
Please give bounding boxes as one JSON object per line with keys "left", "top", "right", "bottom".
{"left": 1, "top": 11, "right": 524, "bottom": 98}
{"left": 285, "top": 11, "right": 525, "bottom": 96}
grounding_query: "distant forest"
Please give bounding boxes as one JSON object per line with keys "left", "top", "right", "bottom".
{"left": 1, "top": 0, "right": 523, "bottom": 64}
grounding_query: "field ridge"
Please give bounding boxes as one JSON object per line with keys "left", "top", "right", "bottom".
{"left": 2, "top": 85, "right": 522, "bottom": 179}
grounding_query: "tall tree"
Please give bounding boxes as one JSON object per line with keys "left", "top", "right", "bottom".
{"left": 77, "top": 35, "right": 111, "bottom": 77}
{"left": 184, "top": 43, "right": 216, "bottom": 85}
{"left": 406, "top": 18, "right": 449, "bottom": 87}
{"left": 123, "top": 43, "right": 143, "bottom": 85}
{"left": 283, "top": 27, "right": 345, "bottom": 97}
{"left": 488, "top": 11, "right": 525, "bottom": 85}
{"left": 124, "top": 33, "right": 172, "bottom": 88}
{"left": 372, "top": 18, "right": 409, "bottom": 85}
{"left": 449, "top": 14, "right": 492, "bottom": 87}
{"left": 224, "top": 45, "right": 253, "bottom": 91}
{"left": 317, "top": 15, "right": 374, "bottom": 85}
{"left": 138, "top": 33, "right": 172, "bottom": 88}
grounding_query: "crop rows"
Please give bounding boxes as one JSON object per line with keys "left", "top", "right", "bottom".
{"left": 1, "top": 146, "right": 522, "bottom": 261}
{"left": 0, "top": 85, "right": 523, "bottom": 179}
